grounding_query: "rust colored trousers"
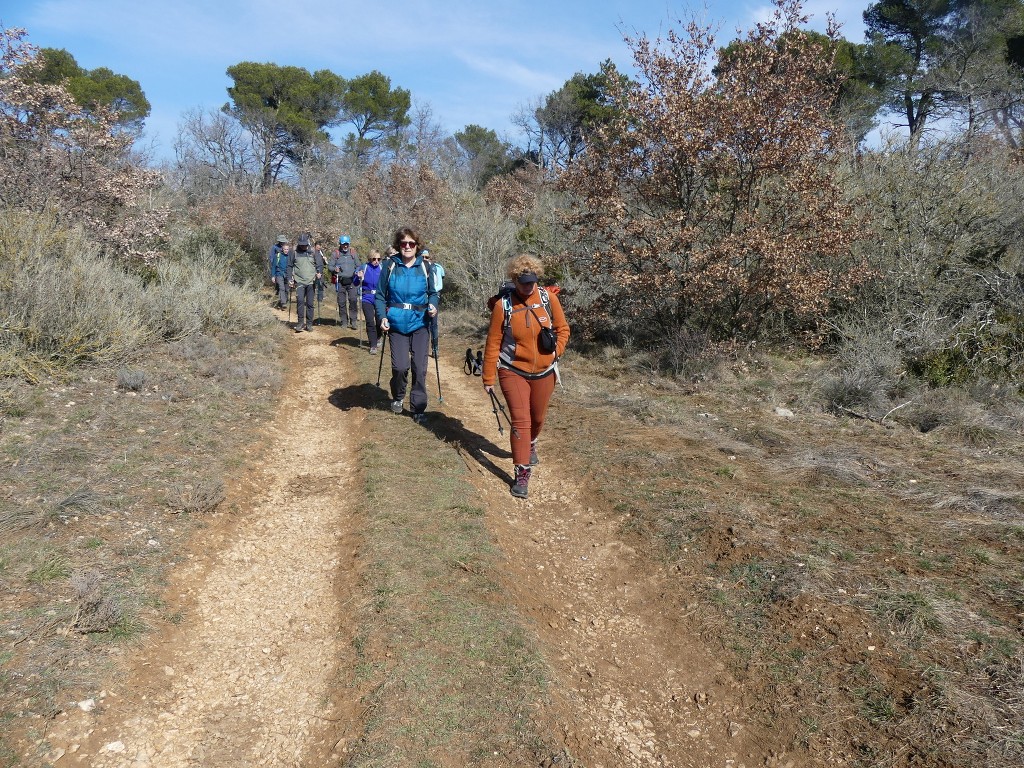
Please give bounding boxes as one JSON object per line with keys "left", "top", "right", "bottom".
{"left": 498, "top": 368, "right": 555, "bottom": 465}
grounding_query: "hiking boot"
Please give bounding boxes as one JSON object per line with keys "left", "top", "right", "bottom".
{"left": 529, "top": 441, "right": 540, "bottom": 466}
{"left": 411, "top": 412, "right": 426, "bottom": 425}
{"left": 390, "top": 399, "right": 403, "bottom": 414}
{"left": 294, "top": 325, "right": 304, "bottom": 333}
{"left": 510, "top": 464, "right": 531, "bottom": 498}
{"left": 305, "top": 325, "right": 313, "bottom": 332}
{"left": 369, "top": 344, "right": 378, "bottom": 355}
{"left": 349, "top": 323, "right": 357, "bottom": 330}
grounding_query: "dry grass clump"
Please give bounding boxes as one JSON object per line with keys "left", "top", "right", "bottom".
{"left": 0, "top": 211, "right": 153, "bottom": 378}
{"left": 896, "top": 388, "right": 1003, "bottom": 444}
{"left": 70, "top": 569, "right": 124, "bottom": 634}
{"left": 781, "top": 448, "right": 872, "bottom": 488}
{"left": 142, "top": 246, "right": 275, "bottom": 340}
{"left": 117, "top": 368, "right": 148, "bottom": 392}
{"left": 0, "top": 490, "right": 104, "bottom": 535}
{"left": 816, "top": 367, "right": 889, "bottom": 416}
{"left": 0, "top": 212, "right": 275, "bottom": 382}
{"left": 168, "top": 479, "right": 225, "bottom": 515}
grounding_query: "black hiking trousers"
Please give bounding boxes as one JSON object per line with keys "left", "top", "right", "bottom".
{"left": 388, "top": 326, "right": 429, "bottom": 414}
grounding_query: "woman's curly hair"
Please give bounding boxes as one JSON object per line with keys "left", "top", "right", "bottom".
{"left": 506, "top": 254, "right": 544, "bottom": 281}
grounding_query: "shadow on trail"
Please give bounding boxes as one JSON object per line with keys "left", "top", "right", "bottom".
{"left": 420, "top": 410, "right": 513, "bottom": 486}
{"left": 327, "top": 383, "right": 512, "bottom": 485}
{"left": 328, "top": 383, "right": 387, "bottom": 412}
{"left": 328, "top": 335, "right": 363, "bottom": 349}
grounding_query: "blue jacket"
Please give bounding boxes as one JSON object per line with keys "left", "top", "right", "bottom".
{"left": 354, "top": 261, "right": 383, "bottom": 305}
{"left": 375, "top": 255, "right": 439, "bottom": 335}
{"left": 269, "top": 247, "right": 289, "bottom": 279}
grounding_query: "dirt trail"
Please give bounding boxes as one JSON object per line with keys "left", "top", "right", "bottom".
{"left": 44, "top": 324, "right": 364, "bottom": 766}
{"left": 41, "top": 321, "right": 780, "bottom": 768}
{"left": 437, "top": 361, "right": 775, "bottom": 768}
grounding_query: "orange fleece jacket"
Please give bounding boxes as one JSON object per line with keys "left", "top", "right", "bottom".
{"left": 482, "top": 287, "right": 570, "bottom": 387}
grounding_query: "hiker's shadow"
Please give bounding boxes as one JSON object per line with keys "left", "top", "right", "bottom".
{"left": 329, "top": 383, "right": 387, "bottom": 411}
{"left": 329, "top": 335, "right": 363, "bottom": 349}
{"left": 421, "top": 410, "right": 513, "bottom": 486}
{"left": 327, "top": 384, "right": 512, "bottom": 485}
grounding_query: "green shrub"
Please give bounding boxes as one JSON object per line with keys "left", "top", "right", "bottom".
{"left": 168, "top": 225, "right": 262, "bottom": 287}
{"left": 0, "top": 210, "right": 153, "bottom": 377}
{"left": 141, "top": 245, "right": 274, "bottom": 340}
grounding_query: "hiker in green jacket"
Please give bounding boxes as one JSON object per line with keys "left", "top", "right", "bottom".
{"left": 287, "top": 234, "right": 324, "bottom": 332}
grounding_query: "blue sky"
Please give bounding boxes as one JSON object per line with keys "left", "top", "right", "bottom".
{"left": 3, "top": 1, "right": 868, "bottom": 162}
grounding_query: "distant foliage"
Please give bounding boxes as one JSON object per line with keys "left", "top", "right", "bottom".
{"left": 351, "top": 161, "right": 453, "bottom": 249}
{"left": 844, "top": 134, "right": 1024, "bottom": 382}
{"left": 560, "top": 0, "right": 869, "bottom": 345}
{"left": 0, "top": 210, "right": 272, "bottom": 380}
{"left": 0, "top": 27, "right": 168, "bottom": 264}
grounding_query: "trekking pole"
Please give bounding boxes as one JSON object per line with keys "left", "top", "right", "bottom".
{"left": 487, "top": 389, "right": 519, "bottom": 438}
{"left": 358, "top": 307, "right": 363, "bottom": 349}
{"left": 432, "top": 337, "right": 443, "bottom": 404}
{"left": 316, "top": 283, "right": 321, "bottom": 327}
{"left": 287, "top": 284, "right": 292, "bottom": 325}
{"left": 376, "top": 330, "right": 388, "bottom": 388}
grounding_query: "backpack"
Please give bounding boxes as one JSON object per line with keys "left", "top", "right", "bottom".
{"left": 464, "top": 348, "right": 483, "bottom": 376}
{"left": 488, "top": 283, "right": 558, "bottom": 354}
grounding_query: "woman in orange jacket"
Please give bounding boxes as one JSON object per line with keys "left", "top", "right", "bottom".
{"left": 482, "top": 254, "right": 570, "bottom": 498}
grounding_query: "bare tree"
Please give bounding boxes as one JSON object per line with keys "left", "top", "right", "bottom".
{"left": 173, "top": 107, "right": 260, "bottom": 197}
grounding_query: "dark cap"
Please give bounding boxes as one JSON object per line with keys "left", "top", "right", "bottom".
{"left": 515, "top": 270, "right": 538, "bottom": 285}
{"left": 296, "top": 234, "right": 311, "bottom": 247}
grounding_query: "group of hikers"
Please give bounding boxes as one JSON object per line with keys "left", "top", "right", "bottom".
{"left": 267, "top": 227, "right": 570, "bottom": 499}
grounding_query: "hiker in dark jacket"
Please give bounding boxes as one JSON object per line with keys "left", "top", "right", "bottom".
{"left": 329, "top": 235, "right": 360, "bottom": 329}
{"left": 354, "top": 249, "right": 384, "bottom": 354}
{"left": 313, "top": 240, "right": 327, "bottom": 314}
{"left": 375, "top": 228, "right": 439, "bottom": 423}
{"left": 268, "top": 235, "right": 289, "bottom": 310}
{"left": 482, "top": 254, "right": 570, "bottom": 498}
{"left": 287, "top": 234, "right": 324, "bottom": 332}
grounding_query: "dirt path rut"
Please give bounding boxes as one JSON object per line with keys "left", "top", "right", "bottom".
{"left": 437, "top": 360, "right": 773, "bottom": 768}
{"left": 45, "top": 328, "right": 362, "bottom": 766}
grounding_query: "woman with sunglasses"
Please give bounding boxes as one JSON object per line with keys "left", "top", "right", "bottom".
{"left": 375, "top": 228, "right": 439, "bottom": 423}
{"left": 354, "top": 249, "right": 384, "bottom": 353}
{"left": 482, "top": 254, "right": 570, "bottom": 498}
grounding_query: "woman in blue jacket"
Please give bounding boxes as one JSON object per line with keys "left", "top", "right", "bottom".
{"left": 354, "top": 249, "right": 384, "bottom": 354}
{"left": 375, "top": 228, "right": 439, "bottom": 424}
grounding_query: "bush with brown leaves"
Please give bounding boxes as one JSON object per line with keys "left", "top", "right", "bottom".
{"left": 560, "top": 0, "right": 869, "bottom": 345}
{"left": 0, "top": 27, "right": 167, "bottom": 264}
